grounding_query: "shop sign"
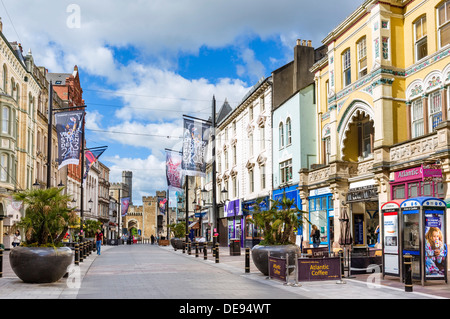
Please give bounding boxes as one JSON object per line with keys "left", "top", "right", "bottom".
{"left": 346, "top": 185, "right": 378, "bottom": 203}
{"left": 394, "top": 164, "right": 442, "bottom": 183}
{"left": 269, "top": 256, "right": 286, "bottom": 281}
{"left": 298, "top": 257, "right": 341, "bottom": 281}
{"left": 224, "top": 199, "right": 241, "bottom": 217}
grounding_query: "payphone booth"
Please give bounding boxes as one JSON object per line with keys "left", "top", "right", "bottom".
{"left": 400, "top": 197, "right": 447, "bottom": 286}
{"left": 381, "top": 200, "right": 403, "bottom": 279}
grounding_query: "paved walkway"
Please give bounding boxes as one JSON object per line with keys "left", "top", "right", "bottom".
{"left": 0, "top": 243, "right": 449, "bottom": 300}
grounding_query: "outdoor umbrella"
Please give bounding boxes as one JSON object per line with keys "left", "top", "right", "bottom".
{"left": 339, "top": 207, "right": 353, "bottom": 278}
{"left": 339, "top": 207, "right": 352, "bottom": 246}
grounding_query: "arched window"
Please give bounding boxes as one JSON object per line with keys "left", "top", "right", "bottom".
{"left": 279, "top": 122, "right": 284, "bottom": 149}
{"left": 286, "top": 118, "right": 292, "bottom": 146}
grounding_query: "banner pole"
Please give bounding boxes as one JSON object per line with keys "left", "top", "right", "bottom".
{"left": 46, "top": 81, "right": 53, "bottom": 189}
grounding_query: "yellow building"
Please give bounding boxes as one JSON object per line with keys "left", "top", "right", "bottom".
{"left": 303, "top": 0, "right": 450, "bottom": 263}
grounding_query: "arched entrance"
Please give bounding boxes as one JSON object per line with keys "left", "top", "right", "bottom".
{"left": 339, "top": 101, "right": 374, "bottom": 162}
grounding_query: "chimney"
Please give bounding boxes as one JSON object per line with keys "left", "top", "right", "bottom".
{"left": 302, "top": 40, "right": 306, "bottom": 46}
{"left": 297, "top": 39, "right": 301, "bottom": 46}
{"left": 307, "top": 40, "right": 312, "bottom": 47}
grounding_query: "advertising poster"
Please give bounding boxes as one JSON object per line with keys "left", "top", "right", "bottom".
{"left": 383, "top": 213, "right": 398, "bottom": 254}
{"left": 424, "top": 213, "right": 447, "bottom": 278}
{"left": 166, "top": 149, "right": 183, "bottom": 192}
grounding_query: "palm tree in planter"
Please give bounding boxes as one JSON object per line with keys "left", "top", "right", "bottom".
{"left": 249, "top": 194, "right": 309, "bottom": 276}
{"left": 169, "top": 221, "right": 186, "bottom": 249}
{"left": 9, "top": 187, "right": 78, "bottom": 283}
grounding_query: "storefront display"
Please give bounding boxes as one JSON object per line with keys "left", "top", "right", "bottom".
{"left": 224, "top": 199, "right": 242, "bottom": 247}
{"left": 308, "top": 187, "right": 334, "bottom": 248}
{"left": 242, "top": 197, "right": 269, "bottom": 248}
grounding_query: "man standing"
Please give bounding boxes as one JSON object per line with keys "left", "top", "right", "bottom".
{"left": 95, "top": 229, "right": 104, "bottom": 255}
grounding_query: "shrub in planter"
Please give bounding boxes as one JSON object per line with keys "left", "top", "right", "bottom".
{"left": 10, "top": 187, "right": 77, "bottom": 283}
{"left": 248, "top": 195, "right": 309, "bottom": 276}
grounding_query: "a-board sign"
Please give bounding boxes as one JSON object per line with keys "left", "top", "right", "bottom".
{"left": 269, "top": 256, "right": 286, "bottom": 281}
{"left": 298, "top": 257, "right": 341, "bottom": 281}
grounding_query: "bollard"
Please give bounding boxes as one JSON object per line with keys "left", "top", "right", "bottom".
{"left": 75, "top": 244, "right": 79, "bottom": 266}
{"left": 339, "top": 250, "right": 344, "bottom": 277}
{"left": 404, "top": 254, "right": 413, "bottom": 292}
{"left": 203, "top": 245, "right": 207, "bottom": 260}
{"left": 0, "top": 247, "right": 3, "bottom": 278}
{"left": 188, "top": 242, "right": 191, "bottom": 255}
{"left": 195, "top": 243, "right": 199, "bottom": 258}
{"left": 245, "top": 247, "right": 250, "bottom": 273}
{"left": 79, "top": 242, "right": 84, "bottom": 262}
{"left": 182, "top": 242, "right": 186, "bottom": 254}
{"left": 83, "top": 242, "right": 87, "bottom": 260}
{"left": 215, "top": 243, "right": 219, "bottom": 263}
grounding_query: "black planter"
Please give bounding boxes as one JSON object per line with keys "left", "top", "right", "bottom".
{"left": 170, "top": 238, "right": 185, "bottom": 250}
{"left": 251, "top": 244, "right": 301, "bottom": 276}
{"left": 9, "top": 247, "right": 73, "bottom": 283}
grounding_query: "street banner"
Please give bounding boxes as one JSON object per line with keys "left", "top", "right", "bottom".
{"left": 181, "top": 116, "right": 210, "bottom": 176}
{"left": 165, "top": 149, "right": 183, "bottom": 191}
{"left": 121, "top": 197, "right": 130, "bottom": 217}
{"left": 158, "top": 198, "right": 167, "bottom": 215}
{"left": 55, "top": 110, "right": 84, "bottom": 169}
{"left": 83, "top": 146, "right": 108, "bottom": 183}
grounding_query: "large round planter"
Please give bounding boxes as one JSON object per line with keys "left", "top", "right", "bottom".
{"left": 9, "top": 246, "right": 73, "bottom": 283}
{"left": 251, "top": 244, "right": 301, "bottom": 276}
{"left": 170, "top": 238, "right": 185, "bottom": 250}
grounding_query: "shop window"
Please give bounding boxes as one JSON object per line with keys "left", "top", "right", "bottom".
{"left": 422, "top": 181, "right": 433, "bottom": 197}
{"left": 414, "top": 16, "right": 428, "bottom": 61}
{"left": 411, "top": 98, "right": 424, "bottom": 138}
{"left": 438, "top": 1, "right": 450, "bottom": 48}
{"left": 342, "top": 49, "right": 351, "bottom": 87}
{"left": 408, "top": 182, "right": 420, "bottom": 198}
{"left": 393, "top": 184, "right": 406, "bottom": 199}
{"left": 435, "top": 182, "right": 445, "bottom": 198}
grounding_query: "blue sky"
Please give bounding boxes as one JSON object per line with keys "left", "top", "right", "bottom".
{"left": 0, "top": 0, "right": 361, "bottom": 205}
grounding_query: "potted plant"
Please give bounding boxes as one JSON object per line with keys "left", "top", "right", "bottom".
{"left": 248, "top": 195, "right": 309, "bottom": 276}
{"left": 169, "top": 221, "right": 186, "bottom": 249}
{"left": 9, "top": 187, "right": 78, "bottom": 283}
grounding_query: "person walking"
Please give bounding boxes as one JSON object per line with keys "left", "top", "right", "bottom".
{"left": 310, "top": 225, "right": 321, "bottom": 248}
{"left": 95, "top": 229, "right": 104, "bottom": 255}
{"left": 12, "top": 230, "right": 21, "bottom": 247}
{"left": 151, "top": 234, "right": 155, "bottom": 245}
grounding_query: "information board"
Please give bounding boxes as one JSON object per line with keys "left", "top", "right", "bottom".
{"left": 298, "top": 257, "right": 341, "bottom": 281}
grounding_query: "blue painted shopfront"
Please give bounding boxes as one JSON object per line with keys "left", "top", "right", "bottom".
{"left": 272, "top": 185, "right": 302, "bottom": 239}
{"left": 308, "top": 187, "right": 334, "bottom": 250}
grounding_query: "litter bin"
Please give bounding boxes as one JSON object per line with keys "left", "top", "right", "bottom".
{"left": 229, "top": 239, "right": 241, "bottom": 256}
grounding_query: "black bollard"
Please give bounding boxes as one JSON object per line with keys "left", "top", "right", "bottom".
{"left": 75, "top": 244, "right": 79, "bottom": 266}
{"left": 245, "top": 247, "right": 250, "bottom": 273}
{"left": 195, "top": 243, "right": 199, "bottom": 257}
{"left": 215, "top": 243, "right": 219, "bottom": 263}
{"left": 203, "top": 245, "right": 207, "bottom": 260}
{"left": 83, "top": 242, "right": 87, "bottom": 260}
{"left": 182, "top": 242, "right": 185, "bottom": 254}
{"left": 339, "top": 250, "right": 344, "bottom": 277}
{"left": 79, "top": 242, "right": 84, "bottom": 262}
{"left": 188, "top": 242, "right": 191, "bottom": 255}
{"left": 404, "top": 254, "right": 413, "bottom": 292}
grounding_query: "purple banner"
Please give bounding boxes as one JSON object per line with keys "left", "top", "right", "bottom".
{"left": 166, "top": 149, "right": 183, "bottom": 191}
{"left": 224, "top": 199, "right": 241, "bottom": 217}
{"left": 298, "top": 257, "right": 341, "bottom": 281}
{"left": 55, "top": 110, "right": 84, "bottom": 169}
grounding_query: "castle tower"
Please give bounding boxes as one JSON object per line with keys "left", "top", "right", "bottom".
{"left": 122, "top": 171, "right": 133, "bottom": 204}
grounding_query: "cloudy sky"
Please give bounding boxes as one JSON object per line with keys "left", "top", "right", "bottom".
{"left": 0, "top": 0, "right": 361, "bottom": 205}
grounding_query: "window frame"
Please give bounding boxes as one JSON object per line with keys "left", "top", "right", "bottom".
{"left": 438, "top": 1, "right": 450, "bottom": 48}
{"left": 342, "top": 49, "right": 351, "bottom": 87}
{"left": 357, "top": 37, "right": 367, "bottom": 78}
{"left": 414, "top": 15, "right": 428, "bottom": 62}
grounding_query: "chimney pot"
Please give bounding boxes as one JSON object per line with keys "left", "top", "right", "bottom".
{"left": 297, "top": 39, "right": 301, "bottom": 46}
{"left": 302, "top": 40, "right": 306, "bottom": 46}
{"left": 307, "top": 40, "right": 312, "bottom": 47}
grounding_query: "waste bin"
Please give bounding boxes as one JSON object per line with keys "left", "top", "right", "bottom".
{"left": 229, "top": 239, "right": 241, "bottom": 256}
